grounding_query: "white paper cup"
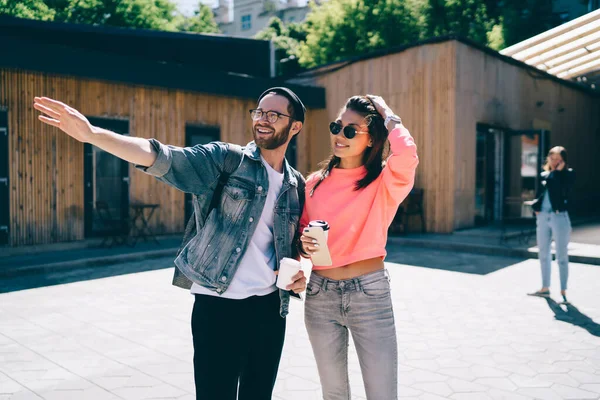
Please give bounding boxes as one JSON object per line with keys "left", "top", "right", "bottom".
{"left": 277, "top": 258, "right": 302, "bottom": 290}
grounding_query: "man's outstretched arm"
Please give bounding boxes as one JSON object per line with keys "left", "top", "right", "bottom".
{"left": 34, "top": 96, "right": 157, "bottom": 167}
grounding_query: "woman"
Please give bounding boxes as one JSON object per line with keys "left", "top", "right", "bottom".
{"left": 299, "top": 95, "right": 418, "bottom": 400}
{"left": 528, "top": 146, "right": 575, "bottom": 304}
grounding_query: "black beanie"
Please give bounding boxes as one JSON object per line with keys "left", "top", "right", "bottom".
{"left": 258, "top": 87, "right": 306, "bottom": 123}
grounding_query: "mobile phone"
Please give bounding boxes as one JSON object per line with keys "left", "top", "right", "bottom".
{"left": 303, "top": 226, "right": 333, "bottom": 266}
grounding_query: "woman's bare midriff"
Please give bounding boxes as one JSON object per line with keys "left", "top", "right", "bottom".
{"left": 312, "top": 257, "right": 384, "bottom": 281}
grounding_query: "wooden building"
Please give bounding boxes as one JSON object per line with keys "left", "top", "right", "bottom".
{"left": 2, "top": 16, "right": 599, "bottom": 249}
{"left": 0, "top": 16, "right": 325, "bottom": 247}
{"left": 290, "top": 37, "right": 600, "bottom": 233}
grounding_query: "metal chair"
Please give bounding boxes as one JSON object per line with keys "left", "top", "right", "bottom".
{"left": 390, "top": 188, "right": 426, "bottom": 234}
{"left": 95, "top": 201, "right": 130, "bottom": 247}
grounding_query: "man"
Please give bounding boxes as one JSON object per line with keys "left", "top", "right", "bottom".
{"left": 33, "top": 87, "right": 308, "bottom": 400}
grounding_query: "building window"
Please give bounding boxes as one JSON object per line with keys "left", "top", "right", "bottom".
{"left": 241, "top": 14, "right": 252, "bottom": 31}
{"left": 288, "top": 16, "right": 295, "bottom": 22}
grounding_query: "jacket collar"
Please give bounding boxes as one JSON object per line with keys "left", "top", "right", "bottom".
{"left": 244, "top": 141, "right": 298, "bottom": 187}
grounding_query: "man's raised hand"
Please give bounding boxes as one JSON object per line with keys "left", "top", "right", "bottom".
{"left": 34, "top": 97, "right": 95, "bottom": 143}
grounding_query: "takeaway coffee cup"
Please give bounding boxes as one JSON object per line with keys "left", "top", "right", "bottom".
{"left": 308, "top": 220, "right": 330, "bottom": 242}
{"left": 276, "top": 257, "right": 302, "bottom": 290}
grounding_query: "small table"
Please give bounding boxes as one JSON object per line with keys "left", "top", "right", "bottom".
{"left": 129, "top": 204, "right": 160, "bottom": 246}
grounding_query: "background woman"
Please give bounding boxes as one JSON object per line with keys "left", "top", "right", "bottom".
{"left": 529, "top": 146, "right": 575, "bottom": 304}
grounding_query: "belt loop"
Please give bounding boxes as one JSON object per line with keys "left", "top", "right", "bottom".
{"left": 321, "top": 277, "right": 328, "bottom": 292}
{"left": 354, "top": 277, "right": 362, "bottom": 292}
{"left": 384, "top": 268, "right": 391, "bottom": 283}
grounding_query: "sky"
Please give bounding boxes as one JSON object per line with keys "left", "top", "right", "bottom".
{"left": 174, "top": 0, "right": 218, "bottom": 16}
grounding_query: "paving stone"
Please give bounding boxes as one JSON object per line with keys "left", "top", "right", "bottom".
{"left": 474, "top": 378, "right": 518, "bottom": 391}
{"left": 487, "top": 388, "right": 533, "bottom": 400}
{"left": 581, "top": 384, "right": 600, "bottom": 394}
{"left": 111, "top": 384, "right": 188, "bottom": 400}
{"left": 451, "top": 393, "right": 495, "bottom": 400}
{"left": 517, "top": 387, "right": 564, "bottom": 400}
{"left": 1, "top": 255, "right": 599, "bottom": 399}
{"left": 412, "top": 382, "right": 453, "bottom": 397}
{"left": 551, "top": 384, "right": 599, "bottom": 399}
{"left": 569, "top": 370, "right": 600, "bottom": 384}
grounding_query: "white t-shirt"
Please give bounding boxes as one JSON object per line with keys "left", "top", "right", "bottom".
{"left": 191, "top": 156, "right": 285, "bottom": 299}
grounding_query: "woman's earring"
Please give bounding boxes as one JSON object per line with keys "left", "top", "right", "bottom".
{"left": 368, "top": 141, "right": 373, "bottom": 147}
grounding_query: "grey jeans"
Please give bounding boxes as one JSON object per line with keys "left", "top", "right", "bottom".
{"left": 536, "top": 211, "right": 571, "bottom": 291}
{"left": 304, "top": 269, "right": 398, "bottom": 400}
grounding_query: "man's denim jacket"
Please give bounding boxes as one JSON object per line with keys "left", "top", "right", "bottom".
{"left": 137, "top": 140, "right": 304, "bottom": 317}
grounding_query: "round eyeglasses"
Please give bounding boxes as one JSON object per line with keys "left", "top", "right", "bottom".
{"left": 249, "top": 109, "right": 293, "bottom": 124}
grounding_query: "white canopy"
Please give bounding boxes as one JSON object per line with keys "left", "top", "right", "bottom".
{"left": 500, "top": 9, "right": 600, "bottom": 82}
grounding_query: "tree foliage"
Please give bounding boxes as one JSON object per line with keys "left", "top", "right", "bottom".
{"left": 178, "top": 3, "right": 220, "bottom": 33}
{"left": 0, "top": 0, "right": 220, "bottom": 34}
{"left": 253, "top": 0, "right": 571, "bottom": 71}
{"left": 0, "top": 0, "right": 56, "bottom": 20}
{"left": 297, "top": 0, "right": 422, "bottom": 68}
{"left": 422, "top": 0, "right": 493, "bottom": 44}
{"left": 255, "top": 17, "right": 307, "bottom": 74}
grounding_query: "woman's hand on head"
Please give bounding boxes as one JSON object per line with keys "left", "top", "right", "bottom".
{"left": 366, "top": 94, "right": 395, "bottom": 119}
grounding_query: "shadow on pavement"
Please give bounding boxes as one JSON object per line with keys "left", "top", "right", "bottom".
{"left": 0, "top": 258, "right": 174, "bottom": 294}
{"left": 385, "top": 246, "right": 527, "bottom": 275}
{"left": 544, "top": 297, "right": 600, "bottom": 337}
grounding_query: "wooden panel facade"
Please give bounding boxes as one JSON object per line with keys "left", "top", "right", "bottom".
{"left": 454, "top": 41, "right": 600, "bottom": 229}
{"left": 294, "top": 42, "right": 458, "bottom": 233}
{"left": 3, "top": 39, "right": 598, "bottom": 246}
{"left": 0, "top": 69, "right": 319, "bottom": 246}
{"left": 295, "top": 40, "right": 599, "bottom": 233}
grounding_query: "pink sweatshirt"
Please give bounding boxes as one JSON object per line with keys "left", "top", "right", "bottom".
{"left": 300, "top": 125, "right": 418, "bottom": 269}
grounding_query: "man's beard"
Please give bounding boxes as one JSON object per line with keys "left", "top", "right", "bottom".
{"left": 253, "top": 122, "right": 291, "bottom": 150}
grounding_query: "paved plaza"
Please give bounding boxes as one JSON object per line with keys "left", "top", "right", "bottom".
{"left": 1, "top": 248, "right": 599, "bottom": 400}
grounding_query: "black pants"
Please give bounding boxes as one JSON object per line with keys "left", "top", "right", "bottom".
{"left": 191, "top": 291, "right": 286, "bottom": 400}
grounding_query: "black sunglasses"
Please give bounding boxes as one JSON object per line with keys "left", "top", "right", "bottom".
{"left": 329, "top": 121, "right": 367, "bottom": 139}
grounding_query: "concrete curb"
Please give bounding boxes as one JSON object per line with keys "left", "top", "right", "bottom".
{"left": 388, "top": 237, "right": 600, "bottom": 266}
{"left": 0, "top": 248, "right": 179, "bottom": 279}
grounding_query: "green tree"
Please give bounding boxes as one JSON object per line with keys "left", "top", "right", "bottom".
{"left": 495, "top": 0, "right": 561, "bottom": 47}
{"left": 422, "top": 0, "right": 493, "bottom": 44}
{"left": 255, "top": 17, "right": 305, "bottom": 74}
{"left": 1, "top": 0, "right": 220, "bottom": 34}
{"left": 178, "top": 2, "right": 220, "bottom": 34}
{"left": 297, "top": 0, "right": 423, "bottom": 68}
{"left": 0, "top": 0, "right": 56, "bottom": 20}
{"left": 60, "top": 0, "right": 179, "bottom": 31}
{"left": 486, "top": 22, "right": 504, "bottom": 50}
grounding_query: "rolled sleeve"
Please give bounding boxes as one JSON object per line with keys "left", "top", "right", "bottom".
{"left": 135, "top": 139, "right": 226, "bottom": 195}
{"left": 135, "top": 139, "right": 173, "bottom": 177}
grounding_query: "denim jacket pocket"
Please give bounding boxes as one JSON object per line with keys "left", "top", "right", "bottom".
{"left": 221, "top": 181, "right": 254, "bottom": 223}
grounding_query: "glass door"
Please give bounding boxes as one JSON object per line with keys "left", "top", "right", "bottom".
{"left": 0, "top": 110, "right": 8, "bottom": 245}
{"left": 84, "top": 118, "right": 130, "bottom": 237}
{"left": 503, "top": 129, "right": 550, "bottom": 221}
{"left": 475, "top": 125, "right": 505, "bottom": 225}
{"left": 475, "top": 124, "right": 549, "bottom": 225}
{"left": 185, "top": 125, "right": 220, "bottom": 223}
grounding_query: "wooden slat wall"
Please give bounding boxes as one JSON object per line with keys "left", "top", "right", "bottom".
{"left": 0, "top": 69, "right": 316, "bottom": 246}
{"left": 294, "top": 42, "right": 458, "bottom": 233}
{"left": 454, "top": 41, "right": 600, "bottom": 229}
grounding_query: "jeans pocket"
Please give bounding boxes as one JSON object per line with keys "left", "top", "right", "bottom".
{"left": 361, "top": 277, "right": 391, "bottom": 299}
{"left": 306, "top": 282, "right": 321, "bottom": 297}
